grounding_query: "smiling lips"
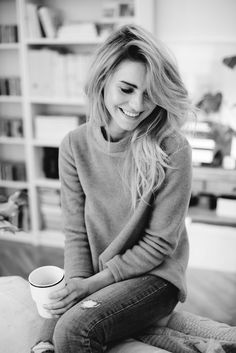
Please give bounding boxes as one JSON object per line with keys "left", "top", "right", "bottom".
{"left": 119, "top": 107, "right": 141, "bottom": 118}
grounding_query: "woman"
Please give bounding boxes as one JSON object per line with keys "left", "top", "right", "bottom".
{"left": 32, "top": 24, "right": 193, "bottom": 353}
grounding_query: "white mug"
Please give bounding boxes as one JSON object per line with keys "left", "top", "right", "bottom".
{"left": 28, "top": 265, "right": 65, "bottom": 318}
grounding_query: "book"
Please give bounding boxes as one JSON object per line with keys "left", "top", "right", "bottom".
{"left": 25, "top": 3, "right": 42, "bottom": 38}
{"left": 42, "top": 147, "right": 59, "bottom": 179}
{"left": 38, "top": 6, "right": 58, "bottom": 38}
{"left": 0, "top": 161, "right": 26, "bottom": 181}
{"left": 28, "top": 49, "right": 53, "bottom": 96}
{"left": 0, "top": 118, "right": 23, "bottom": 138}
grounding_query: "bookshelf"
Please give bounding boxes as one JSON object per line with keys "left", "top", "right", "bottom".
{"left": 1, "top": 0, "right": 235, "bottom": 247}
{"left": 0, "top": 0, "right": 155, "bottom": 246}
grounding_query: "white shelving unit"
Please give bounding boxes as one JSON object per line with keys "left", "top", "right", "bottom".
{"left": 0, "top": 0, "right": 155, "bottom": 247}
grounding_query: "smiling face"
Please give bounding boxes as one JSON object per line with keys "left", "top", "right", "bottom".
{"left": 104, "top": 60, "right": 156, "bottom": 141}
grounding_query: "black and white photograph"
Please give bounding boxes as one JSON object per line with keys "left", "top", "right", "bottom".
{"left": 0, "top": 0, "right": 236, "bottom": 352}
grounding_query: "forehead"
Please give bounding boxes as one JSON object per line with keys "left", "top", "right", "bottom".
{"left": 111, "top": 60, "right": 147, "bottom": 87}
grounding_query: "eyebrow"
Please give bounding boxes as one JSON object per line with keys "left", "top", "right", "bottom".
{"left": 120, "top": 80, "right": 137, "bottom": 89}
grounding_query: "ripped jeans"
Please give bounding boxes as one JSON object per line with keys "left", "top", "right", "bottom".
{"left": 51, "top": 275, "right": 178, "bottom": 353}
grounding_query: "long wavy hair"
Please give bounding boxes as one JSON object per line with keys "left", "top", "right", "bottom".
{"left": 84, "top": 24, "right": 193, "bottom": 208}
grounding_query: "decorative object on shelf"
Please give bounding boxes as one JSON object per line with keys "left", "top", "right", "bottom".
{"left": 0, "top": 189, "right": 29, "bottom": 233}
{"left": 223, "top": 55, "right": 236, "bottom": 69}
{"left": 192, "top": 88, "right": 235, "bottom": 168}
{"left": 196, "top": 92, "right": 222, "bottom": 114}
{"left": 102, "top": 0, "right": 135, "bottom": 19}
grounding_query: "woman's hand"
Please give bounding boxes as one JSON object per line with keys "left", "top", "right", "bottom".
{"left": 44, "top": 269, "right": 115, "bottom": 317}
{"left": 44, "top": 277, "right": 89, "bottom": 317}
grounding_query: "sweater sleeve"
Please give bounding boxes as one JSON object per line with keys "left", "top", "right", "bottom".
{"left": 105, "top": 143, "right": 192, "bottom": 281}
{"left": 59, "top": 133, "right": 94, "bottom": 280}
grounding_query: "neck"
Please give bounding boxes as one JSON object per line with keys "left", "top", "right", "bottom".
{"left": 102, "top": 126, "right": 129, "bottom": 142}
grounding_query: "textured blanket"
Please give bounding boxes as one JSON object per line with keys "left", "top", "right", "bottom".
{"left": 138, "top": 310, "right": 236, "bottom": 352}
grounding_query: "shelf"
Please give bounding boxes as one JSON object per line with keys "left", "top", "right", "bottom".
{"left": 188, "top": 206, "right": 236, "bottom": 227}
{"left": 0, "top": 180, "right": 28, "bottom": 189}
{"left": 26, "top": 38, "right": 103, "bottom": 46}
{"left": 29, "top": 97, "right": 86, "bottom": 106}
{"left": 0, "top": 43, "right": 19, "bottom": 50}
{"left": 0, "top": 137, "right": 25, "bottom": 145}
{"left": 35, "top": 178, "right": 60, "bottom": 189}
{"left": 0, "top": 96, "right": 22, "bottom": 103}
{"left": 0, "top": 230, "right": 34, "bottom": 244}
{"left": 193, "top": 167, "right": 236, "bottom": 185}
{"left": 162, "top": 38, "right": 236, "bottom": 45}
{"left": 33, "top": 139, "right": 60, "bottom": 147}
{"left": 100, "top": 16, "right": 135, "bottom": 24}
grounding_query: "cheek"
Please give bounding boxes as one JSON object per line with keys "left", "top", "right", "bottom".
{"left": 104, "top": 89, "right": 120, "bottom": 111}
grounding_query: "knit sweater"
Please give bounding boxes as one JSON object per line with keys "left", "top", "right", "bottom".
{"left": 59, "top": 122, "right": 192, "bottom": 302}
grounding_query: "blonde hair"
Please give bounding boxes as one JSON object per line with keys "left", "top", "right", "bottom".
{"left": 85, "top": 24, "right": 193, "bottom": 208}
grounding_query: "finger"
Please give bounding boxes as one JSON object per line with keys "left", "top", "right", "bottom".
{"left": 49, "top": 300, "right": 77, "bottom": 316}
{"left": 49, "top": 280, "right": 78, "bottom": 300}
{"left": 46, "top": 291, "right": 77, "bottom": 310}
{"left": 49, "top": 286, "right": 70, "bottom": 300}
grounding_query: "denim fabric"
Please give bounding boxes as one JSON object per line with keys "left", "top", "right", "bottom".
{"left": 53, "top": 275, "right": 178, "bottom": 353}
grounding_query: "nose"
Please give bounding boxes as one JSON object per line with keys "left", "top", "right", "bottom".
{"left": 129, "top": 93, "right": 144, "bottom": 112}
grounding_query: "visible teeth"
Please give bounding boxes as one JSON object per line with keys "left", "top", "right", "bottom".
{"left": 122, "top": 108, "right": 139, "bottom": 117}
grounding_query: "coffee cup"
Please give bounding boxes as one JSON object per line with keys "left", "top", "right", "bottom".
{"left": 28, "top": 265, "right": 65, "bottom": 318}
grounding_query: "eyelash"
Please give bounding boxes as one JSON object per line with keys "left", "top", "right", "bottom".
{"left": 121, "top": 88, "right": 133, "bottom": 94}
{"left": 120, "top": 88, "right": 150, "bottom": 102}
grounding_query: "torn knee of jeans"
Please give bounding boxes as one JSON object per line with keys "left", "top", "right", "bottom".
{"left": 80, "top": 300, "right": 101, "bottom": 309}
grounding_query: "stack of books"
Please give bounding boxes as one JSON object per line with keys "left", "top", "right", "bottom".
{"left": 183, "top": 120, "right": 216, "bottom": 166}
{"left": 39, "top": 188, "right": 62, "bottom": 231}
{"left": 0, "top": 117, "right": 23, "bottom": 138}
{"left": 25, "top": 4, "right": 59, "bottom": 39}
{"left": 28, "top": 49, "right": 92, "bottom": 98}
{"left": 0, "top": 77, "right": 21, "bottom": 96}
{"left": 0, "top": 25, "right": 18, "bottom": 43}
{"left": 0, "top": 160, "right": 26, "bottom": 181}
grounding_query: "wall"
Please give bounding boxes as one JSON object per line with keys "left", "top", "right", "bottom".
{"left": 153, "top": 0, "right": 236, "bottom": 114}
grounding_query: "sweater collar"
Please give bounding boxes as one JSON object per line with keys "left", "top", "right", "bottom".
{"left": 90, "top": 123, "right": 131, "bottom": 154}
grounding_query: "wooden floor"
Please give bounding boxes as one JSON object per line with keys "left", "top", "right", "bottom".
{"left": 1, "top": 227, "right": 236, "bottom": 326}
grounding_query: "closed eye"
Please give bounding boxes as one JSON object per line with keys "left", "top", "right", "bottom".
{"left": 120, "top": 87, "right": 134, "bottom": 94}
